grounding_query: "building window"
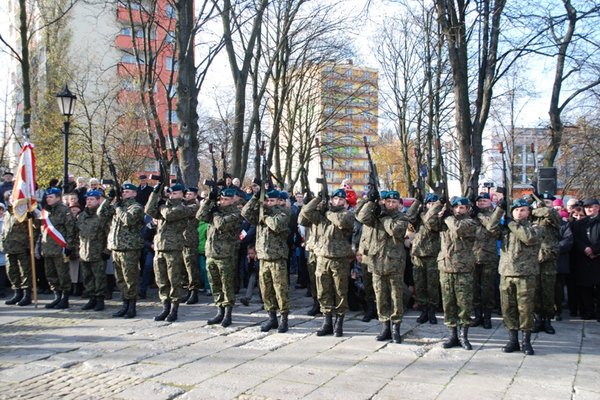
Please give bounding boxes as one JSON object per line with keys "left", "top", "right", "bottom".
{"left": 166, "top": 57, "right": 178, "bottom": 71}
{"left": 168, "top": 85, "right": 177, "bottom": 98}
{"left": 122, "top": 79, "right": 134, "bottom": 91}
{"left": 166, "top": 31, "right": 176, "bottom": 44}
{"left": 325, "top": 79, "right": 334, "bottom": 88}
{"left": 120, "top": 27, "right": 132, "bottom": 36}
{"left": 166, "top": 4, "right": 176, "bottom": 18}
{"left": 346, "top": 173, "right": 352, "bottom": 180}
{"left": 345, "top": 82, "right": 353, "bottom": 91}
{"left": 167, "top": 110, "right": 178, "bottom": 124}
{"left": 326, "top": 171, "right": 333, "bottom": 181}
{"left": 121, "top": 53, "right": 144, "bottom": 64}
{"left": 346, "top": 121, "right": 352, "bottom": 129}
{"left": 345, "top": 69, "right": 352, "bottom": 77}
{"left": 345, "top": 107, "right": 352, "bottom": 116}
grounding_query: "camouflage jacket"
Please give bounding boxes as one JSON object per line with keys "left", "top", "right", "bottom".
{"left": 410, "top": 202, "right": 442, "bottom": 258}
{"left": 297, "top": 203, "right": 315, "bottom": 251}
{"left": 299, "top": 198, "right": 354, "bottom": 259}
{"left": 356, "top": 201, "right": 416, "bottom": 274}
{"left": 473, "top": 207, "right": 502, "bottom": 263}
{"left": 433, "top": 203, "right": 478, "bottom": 273}
{"left": 41, "top": 202, "right": 76, "bottom": 257}
{"left": 354, "top": 199, "right": 375, "bottom": 267}
{"left": 99, "top": 197, "right": 145, "bottom": 251}
{"left": 491, "top": 207, "right": 540, "bottom": 276}
{"left": 242, "top": 196, "right": 291, "bottom": 261}
{"left": 76, "top": 206, "right": 110, "bottom": 262}
{"left": 1, "top": 207, "right": 36, "bottom": 254}
{"left": 145, "top": 193, "right": 193, "bottom": 251}
{"left": 532, "top": 207, "right": 561, "bottom": 263}
{"left": 182, "top": 200, "right": 200, "bottom": 249}
{"left": 196, "top": 199, "right": 241, "bottom": 259}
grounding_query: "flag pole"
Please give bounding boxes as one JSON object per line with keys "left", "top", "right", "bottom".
{"left": 27, "top": 216, "right": 38, "bottom": 308}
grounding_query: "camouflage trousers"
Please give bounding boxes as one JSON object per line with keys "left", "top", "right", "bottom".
{"left": 112, "top": 250, "right": 141, "bottom": 300}
{"left": 501, "top": 275, "right": 536, "bottom": 331}
{"left": 535, "top": 260, "right": 557, "bottom": 317}
{"left": 6, "top": 252, "right": 31, "bottom": 289}
{"left": 183, "top": 246, "right": 201, "bottom": 290}
{"left": 439, "top": 271, "right": 474, "bottom": 328}
{"left": 374, "top": 271, "right": 404, "bottom": 323}
{"left": 473, "top": 262, "right": 497, "bottom": 310}
{"left": 154, "top": 250, "right": 185, "bottom": 303}
{"left": 259, "top": 259, "right": 290, "bottom": 312}
{"left": 412, "top": 256, "right": 439, "bottom": 308}
{"left": 81, "top": 260, "right": 107, "bottom": 297}
{"left": 316, "top": 256, "right": 350, "bottom": 315}
{"left": 362, "top": 263, "right": 376, "bottom": 303}
{"left": 307, "top": 252, "right": 317, "bottom": 299}
{"left": 44, "top": 255, "right": 71, "bottom": 292}
{"left": 206, "top": 256, "right": 236, "bottom": 307}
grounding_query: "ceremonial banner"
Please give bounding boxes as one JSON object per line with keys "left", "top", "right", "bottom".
{"left": 10, "top": 142, "right": 37, "bottom": 222}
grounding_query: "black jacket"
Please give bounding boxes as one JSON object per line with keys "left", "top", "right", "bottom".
{"left": 572, "top": 215, "right": 600, "bottom": 286}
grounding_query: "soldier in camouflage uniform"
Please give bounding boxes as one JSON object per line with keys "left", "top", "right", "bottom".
{"left": 145, "top": 183, "right": 193, "bottom": 322}
{"left": 429, "top": 197, "right": 479, "bottom": 350}
{"left": 242, "top": 189, "right": 292, "bottom": 333}
{"left": 181, "top": 187, "right": 201, "bottom": 305}
{"left": 411, "top": 193, "right": 443, "bottom": 324}
{"left": 356, "top": 190, "right": 417, "bottom": 343}
{"left": 299, "top": 189, "right": 354, "bottom": 337}
{"left": 354, "top": 197, "right": 378, "bottom": 322}
{"left": 76, "top": 190, "right": 110, "bottom": 311}
{"left": 531, "top": 193, "right": 561, "bottom": 334}
{"left": 196, "top": 188, "right": 241, "bottom": 327}
{"left": 41, "top": 187, "right": 76, "bottom": 309}
{"left": 472, "top": 192, "right": 501, "bottom": 329}
{"left": 2, "top": 197, "right": 38, "bottom": 306}
{"left": 298, "top": 194, "right": 321, "bottom": 316}
{"left": 491, "top": 198, "right": 540, "bottom": 355}
{"left": 99, "top": 182, "right": 145, "bottom": 318}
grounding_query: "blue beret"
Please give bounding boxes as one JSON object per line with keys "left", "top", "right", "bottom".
{"left": 279, "top": 191, "right": 289, "bottom": 200}
{"left": 511, "top": 198, "right": 531, "bottom": 210}
{"left": 85, "top": 189, "right": 102, "bottom": 198}
{"left": 46, "top": 187, "right": 62, "bottom": 196}
{"left": 382, "top": 190, "right": 400, "bottom": 200}
{"left": 540, "top": 192, "right": 555, "bottom": 201}
{"left": 451, "top": 196, "right": 470, "bottom": 207}
{"left": 266, "top": 190, "right": 280, "bottom": 199}
{"left": 332, "top": 188, "right": 346, "bottom": 199}
{"left": 380, "top": 190, "right": 388, "bottom": 199}
{"left": 170, "top": 183, "right": 185, "bottom": 192}
{"left": 476, "top": 192, "right": 490, "bottom": 200}
{"left": 187, "top": 187, "right": 198, "bottom": 193}
{"left": 424, "top": 193, "right": 438, "bottom": 204}
{"left": 221, "top": 188, "right": 236, "bottom": 198}
{"left": 122, "top": 183, "right": 138, "bottom": 191}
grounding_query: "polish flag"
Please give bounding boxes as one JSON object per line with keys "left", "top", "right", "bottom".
{"left": 10, "top": 142, "right": 37, "bottom": 222}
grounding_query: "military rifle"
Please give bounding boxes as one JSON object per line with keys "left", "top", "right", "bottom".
{"left": 101, "top": 144, "right": 122, "bottom": 203}
{"left": 364, "top": 136, "right": 379, "bottom": 196}
{"left": 315, "top": 138, "right": 329, "bottom": 212}
{"left": 498, "top": 142, "right": 511, "bottom": 225}
{"left": 203, "top": 143, "right": 220, "bottom": 199}
{"left": 529, "top": 143, "right": 543, "bottom": 204}
{"left": 259, "top": 141, "right": 267, "bottom": 222}
{"left": 435, "top": 138, "right": 452, "bottom": 209}
{"left": 412, "top": 146, "right": 424, "bottom": 202}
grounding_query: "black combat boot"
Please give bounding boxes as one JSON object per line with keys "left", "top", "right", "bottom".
{"left": 362, "top": 302, "right": 377, "bottom": 322}
{"left": 45, "top": 291, "right": 61, "bottom": 309}
{"left": 521, "top": 331, "right": 534, "bottom": 355}
{"left": 277, "top": 312, "right": 289, "bottom": 333}
{"left": 94, "top": 296, "right": 105, "bottom": 311}
{"left": 180, "top": 290, "right": 191, "bottom": 303}
{"left": 471, "top": 308, "right": 482, "bottom": 327}
{"left": 221, "top": 306, "right": 233, "bottom": 327}
{"left": 261, "top": 311, "right": 279, "bottom": 332}
{"left": 154, "top": 301, "right": 171, "bottom": 321}
{"left": 334, "top": 314, "right": 345, "bottom": 337}
{"left": 81, "top": 296, "right": 97, "bottom": 310}
{"left": 307, "top": 299, "right": 321, "bottom": 316}
{"left": 442, "top": 326, "right": 460, "bottom": 348}
{"left": 459, "top": 326, "right": 472, "bottom": 350}
{"left": 502, "top": 330, "right": 520, "bottom": 353}
{"left": 112, "top": 299, "right": 130, "bottom": 317}
{"left": 416, "top": 306, "right": 428, "bottom": 324}
{"left": 5, "top": 288, "right": 24, "bottom": 305}
{"left": 124, "top": 299, "right": 137, "bottom": 318}
{"left": 316, "top": 314, "right": 334, "bottom": 336}
{"left": 186, "top": 290, "right": 199, "bottom": 305}
{"left": 207, "top": 306, "right": 225, "bottom": 325}
{"left": 531, "top": 313, "right": 542, "bottom": 333}
{"left": 376, "top": 320, "right": 392, "bottom": 341}
{"left": 392, "top": 322, "right": 402, "bottom": 344}
{"left": 166, "top": 302, "right": 179, "bottom": 322}
{"left": 17, "top": 289, "right": 32, "bottom": 306}
{"left": 482, "top": 309, "right": 492, "bottom": 329}
{"left": 428, "top": 305, "right": 438, "bottom": 324}
{"left": 543, "top": 317, "right": 556, "bottom": 334}
{"left": 55, "top": 292, "right": 69, "bottom": 309}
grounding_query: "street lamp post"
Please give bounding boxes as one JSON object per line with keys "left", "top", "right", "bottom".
{"left": 56, "top": 85, "right": 77, "bottom": 194}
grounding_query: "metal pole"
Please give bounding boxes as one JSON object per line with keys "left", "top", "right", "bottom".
{"left": 63, "top": 119, "right": 70, "bottom": 193}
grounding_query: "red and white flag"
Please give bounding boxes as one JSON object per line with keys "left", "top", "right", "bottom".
{"left": 10, "top": 142, "right": 38, "bottom": 222}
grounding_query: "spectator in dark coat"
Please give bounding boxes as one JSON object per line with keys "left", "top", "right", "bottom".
{"left": 135, "top": 175, "right": 152, "bottom": 206}
{"left": 554, "top": 217, "right": 574, "bottom": 320}
{"left": 571, "top": 198, "right": 600, "bottom": 320}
